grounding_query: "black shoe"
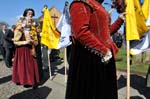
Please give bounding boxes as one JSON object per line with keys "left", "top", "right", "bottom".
{"left": 24, "top": 85, "right": 32, "bottom": 88}
{"left": 6, "top": 64, "right": 12, "bottom": 68}
{"left": 16, "top": 83, "right": 21, "bottom": 85}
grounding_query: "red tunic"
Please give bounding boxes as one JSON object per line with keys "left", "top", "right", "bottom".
{"left": 66, "top": 1, "right": 124, "bottom": 99}
{"left": 70, "top": 0, "right": 124, "bottom": 57}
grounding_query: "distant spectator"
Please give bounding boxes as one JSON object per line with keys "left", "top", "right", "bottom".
{"left": 112, "top": 32, "right": 123, "bottom": 48}
{"left": 3, "top": 25, "right": 15, "bottom": 68}
{"left": 50, "top": 49, "right": 61, "bottom": 62}
{"left": 0, "top": 24, "right": 7, "bottom": 60}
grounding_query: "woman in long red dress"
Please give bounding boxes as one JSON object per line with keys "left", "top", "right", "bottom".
{"left": 12, "top": 8, "right": 39, "bottom": 88}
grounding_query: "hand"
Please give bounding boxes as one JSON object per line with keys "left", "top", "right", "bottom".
{"left": 101, "top": 49, "right": 112, "bottom": 63}
{"left": 23, "top": 40, "right": 31, "bottom": 45}
{"left": 119, "top": 12, "right": 126, "bottom": 21}
{"left": 30, "top": 39, "right": 34, "bottom": 44}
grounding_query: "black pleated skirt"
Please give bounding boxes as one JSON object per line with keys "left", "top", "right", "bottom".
{"left": 65, "top": 43, "right": 118, "bottom": 99}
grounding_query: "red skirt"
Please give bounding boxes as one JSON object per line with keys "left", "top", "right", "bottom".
{"left": 12, "top": 45, "right": 40, "bottom": 85}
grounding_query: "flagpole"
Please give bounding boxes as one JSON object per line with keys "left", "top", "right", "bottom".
{"left": 126, "top": 40, "right": 130, "bottom": 99}
{"left": 64, "top": 48, "right": 67, "bottom": 83}
{"left": 48, "top": 48, "right": 52, "bottom": 79}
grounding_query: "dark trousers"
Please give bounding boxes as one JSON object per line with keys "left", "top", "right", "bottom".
{"left": 35, "top": 44, "right": 44, "bottom": 81}
{"left": 41, "top": 45, "right": 49, "bottom": 69}
{"left": 67, "top": 45, "right": 72, "bottom": 64}
{"left": 50, "top": 49, "right": 60, "bottom": 62}
{"left": 0, "top": 45, "right": 5, "bottom": 59}
{"left": 4, "top": 47, "right": 14, "bottom": 68}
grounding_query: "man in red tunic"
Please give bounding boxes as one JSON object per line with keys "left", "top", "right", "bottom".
{"left": 65, "top": 0, "right": 125, "bottom": 99}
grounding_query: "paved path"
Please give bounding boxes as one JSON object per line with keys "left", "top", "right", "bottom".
{"left": 0, "top": 58, "right": 150, "bottom": 99}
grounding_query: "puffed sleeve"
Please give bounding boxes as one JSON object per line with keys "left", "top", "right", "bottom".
{"left": 70, "top": 2, "right": 108, "bottom": 56}
{"left": 13, "top": 30, "right": 27, "bottom": 46}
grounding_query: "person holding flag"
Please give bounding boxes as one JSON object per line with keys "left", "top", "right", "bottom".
{"left": 41, "top": 5, "right": 61, "bottom": 78}
{"left": 65, "top": 0, "right": 125, "bottom": 99}
{"left": 41, "top": 5, "right": 60, "bottom": 49}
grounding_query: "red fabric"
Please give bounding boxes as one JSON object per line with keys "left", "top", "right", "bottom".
{"left": 12, "top": 35, "right": 39, "bottom": 85}
{"left": 110, "top": 18, "right": 124, "bottom": 35}
{"left": 70, "top": 0, "right": 123, "bottom": 57}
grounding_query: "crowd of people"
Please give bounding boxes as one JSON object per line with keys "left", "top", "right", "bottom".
{"left": 0, "top": 0, "right": 127, "bottom": 98}
{"left": 0, "top": 8, "right": 62, "bottom": 89}
{"left": 0, "top": 24, "right": 15, "bottom": 68}
{"left": 1, "top": 0, "right": 150, "bottom": 98}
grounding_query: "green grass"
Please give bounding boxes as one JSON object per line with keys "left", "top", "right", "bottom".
{"left": 59, "top": 48, "right": 65, "bottom": 58}
{"left": 116, "top": 47, "right": 149, "bottom": 74}
{"left": 59, "top": 47, "right": 149, "bottom": 74}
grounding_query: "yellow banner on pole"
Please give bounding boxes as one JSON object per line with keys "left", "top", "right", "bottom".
{"left": 41, "top": 6, "right": 60, "bottom": 49}
{"left": 126, "top": 0, "right": 139, "bottom": 40}
{"left": 125, "top": 0, "right": 148, "bottom": 40}
{"left": 134, "top": 0, "right": 148, "bottom": 36}
{"left": 142, "top": 0, "right": 150, "bottom": 20}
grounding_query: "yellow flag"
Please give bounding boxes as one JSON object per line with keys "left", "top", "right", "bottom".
{"left": 41, "top": 7, "right": 60, "bottom": 49}
{"left": 134, "top": 0, "right": 148, "bottom": 36}
{"left": 125, "top": 0, "right": 148, "bottom": 40}
{"left": 142, "top": 0, "right": 150, "bottom": 20}
{"left": 126, "top": 0, "right": 139, "bottom": 40}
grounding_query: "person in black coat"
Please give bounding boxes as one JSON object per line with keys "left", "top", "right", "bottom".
{"left": 3, "top": 25, "right": 15, "bottom": 68}
{"left": 0, "top": 24, "right": 7, "bottom": 60}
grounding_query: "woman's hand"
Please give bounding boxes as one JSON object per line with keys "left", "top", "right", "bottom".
{"left": 23, "top": 40, "right": 33, "bottom": 45}
{"left": 119, "top": 12, "right": 126, "bottom": 21}
{"left": 101, "top": 49, "right": 112, "bottom": 63}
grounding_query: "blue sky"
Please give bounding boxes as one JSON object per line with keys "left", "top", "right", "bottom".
{"left": 0, "top": 0, "right": 119, "bottom": 27}
{"left": 0, "top": 0, "right": 72, "bottom": 25}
